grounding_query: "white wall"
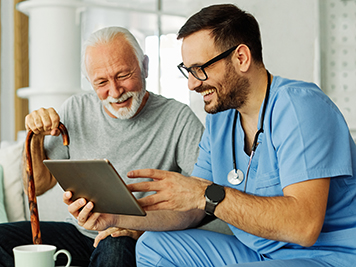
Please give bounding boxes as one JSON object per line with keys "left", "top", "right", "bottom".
{"left": 320, "top": 0, "right": 356, "bottom": 138}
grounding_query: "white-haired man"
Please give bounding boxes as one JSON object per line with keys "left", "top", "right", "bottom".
{"left": 0, "top": 27, "right": 204, "bottom": 267}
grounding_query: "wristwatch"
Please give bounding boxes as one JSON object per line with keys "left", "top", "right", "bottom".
{"left": 204, "top": 183, "right": 225, "bottom": 216}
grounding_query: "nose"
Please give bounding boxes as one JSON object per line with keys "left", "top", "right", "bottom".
{"left": 108, "top": 80, "right": 123, "bottom": 99}
{"left": 187, "top": 73, "right": 203, "bottom": 91}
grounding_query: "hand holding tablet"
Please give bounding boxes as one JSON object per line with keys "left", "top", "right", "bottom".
{"left": 43, "top": 159, "right": 146, "bottom": 216}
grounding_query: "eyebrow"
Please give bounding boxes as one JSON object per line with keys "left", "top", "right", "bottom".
{"left": 184, "top": 62, "right": 204, "bottom": 69}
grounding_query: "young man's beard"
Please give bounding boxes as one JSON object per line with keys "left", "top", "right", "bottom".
{"left": 204, "top": 60, "right": 250, "bottom": 114}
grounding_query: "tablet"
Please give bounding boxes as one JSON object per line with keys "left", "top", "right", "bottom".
{"left": 42, "top": 159, "right": 146, "bottom": 216}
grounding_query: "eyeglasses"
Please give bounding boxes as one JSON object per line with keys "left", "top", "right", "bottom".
{"left": 177, "top": 45, "right": 238, "bottom": 81}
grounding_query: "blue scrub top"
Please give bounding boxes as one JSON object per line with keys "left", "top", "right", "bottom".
{"left": 192, "top": 76, "right": 356, "bottom": 259}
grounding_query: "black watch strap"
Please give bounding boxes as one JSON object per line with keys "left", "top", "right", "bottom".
{"left": 204, "top": 200, "right": 218, "bottom": 216}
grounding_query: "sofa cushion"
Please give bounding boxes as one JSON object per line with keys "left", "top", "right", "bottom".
{"left": 0, "top": 141, "right": 26, "bottom": 222}
{"left": 24, "top": 183, "right": 69, "bottom": 222}
{"left": 0, "top": 165, "right": 9, "bottom": 223}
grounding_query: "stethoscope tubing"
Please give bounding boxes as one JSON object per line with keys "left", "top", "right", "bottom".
{"left": 231, "top": 70, "right": 271, "bottom": 192}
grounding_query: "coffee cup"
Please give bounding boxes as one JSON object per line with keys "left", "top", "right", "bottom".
{"left": 13, "top": 244, "right": 71, "bottom": 267}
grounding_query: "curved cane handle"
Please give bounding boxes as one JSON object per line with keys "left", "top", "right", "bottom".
{"left": 25, "top": 122, "right": 70, "bottom": 244}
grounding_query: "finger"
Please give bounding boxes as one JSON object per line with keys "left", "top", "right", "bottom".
{"left": 36, "top": 108, "right": 55, "bottom": 132}
{"left": 77, "top": 201, "right": 94, "bottom": 226}
{"left": 24, "top": 114, "right": 32, "bottom": 132}
{"left": 110, "top": 228, "right": 130, "bottom": 237}
{"left": 50, "top": 128, "right": 61, "bottom": 136}
{"left": 33, "top": 109, "right": 50, "bottom": 133}
{"left": 136, "top": 192, "right": 168, "bottom": 208}
{"left": 63, "top": 191, "right": 73, "bottom": 205}
{"left": 127, "top": 181, "right": 161, "bottom": 193}
{"left": 140, "top": 201, "right": 171, "bottom": 212}
{"left": 110, "top": 229, "right": 131, "bottom": 238}
{"left": 25, "top": 112, "right": 43, "bottom": 134}
{"left": 137, "top": 192, "right": 193, "bottom": 212}
{"left": 127, "top": 169, "right": 168, "bottom": 180}
{"left": 110, "top": 230, "right": 126, "bottom": 237}
{"left": 80, "top": 212, "right": 103, "bottom": 231}
{"left": 104, "top": 227, "right": 121, "bottom": 237}
{"left": 94, "top": 229, "right": 115, "bottom": 248}
{"left": 112, "top": 229, "right": 145, "bottom": 240}
{"left": 67, "top": 198, "right": 87, "bottom": 218}
{"left": 46, "top": 107, "right": 60, "bottom": 128}
{"left": 93, "top": 235, "right": 101, "bottom": 248}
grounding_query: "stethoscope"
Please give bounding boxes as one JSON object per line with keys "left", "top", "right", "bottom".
{"left": 227, "top": 70, "right": 271, "bottom": 192}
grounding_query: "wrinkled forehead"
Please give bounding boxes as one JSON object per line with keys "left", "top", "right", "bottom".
{"left": 181, "top": 29, "right": 218, "bottom": 67}
{"left": 85, "top": 38, "right": 139, "bottom": 73}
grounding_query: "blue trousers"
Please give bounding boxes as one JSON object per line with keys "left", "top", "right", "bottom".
{"left": 0, "top": 221, "right": 136, "bottom": 267}
{"left": 136, "top": 229, "right": 338, "bottom": 267}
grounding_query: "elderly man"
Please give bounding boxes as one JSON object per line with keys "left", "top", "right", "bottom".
{"left": 66, "top": 4, "right": 356, "bottom": 267}
{"left": 0, "top": 27, "right": 203, "bottom": 267}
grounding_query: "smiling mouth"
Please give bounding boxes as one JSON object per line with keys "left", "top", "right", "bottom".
{"left": 110, "top": 96, "right": 132, "bottom": 105}
{"left": 200, "top": 89, "right": 215, "bottom": 97}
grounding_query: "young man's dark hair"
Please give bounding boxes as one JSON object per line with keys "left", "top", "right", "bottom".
{"left": 177, "top": 4, "right": 263, "bottom": 65}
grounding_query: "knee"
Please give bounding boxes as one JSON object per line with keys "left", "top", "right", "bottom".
{"left": 98, "top": 235, "right": 136, "bottom": 250}
{"left": 136, "top": 231, "right": 157, "bottom": 252}
{"left": 137, "top": 231, "right": 193, "bottom": 267}
{"left": 92, "top": 236, "right": 137, "bottom": 266}
{"left": 136, "top": 232, "right": 154, "bottom": 265}
{"left": 136, "top": 232, "right": 165, "bottom": 262}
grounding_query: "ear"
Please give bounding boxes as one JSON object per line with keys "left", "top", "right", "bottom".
{"left": 142, "top": 55, "right": 149, "bottom": 78}
{"left": 232, "top": 44, "right": 251, "bottom": 73}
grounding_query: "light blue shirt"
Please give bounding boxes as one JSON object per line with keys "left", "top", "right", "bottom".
{"left": 192, "top": 76, "right": 356, "bottom": 258}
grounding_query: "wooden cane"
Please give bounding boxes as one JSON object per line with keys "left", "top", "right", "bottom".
{"left": 25, "top": 122, "right": 69, "bottom": 244}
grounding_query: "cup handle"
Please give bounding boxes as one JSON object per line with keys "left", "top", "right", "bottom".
{"left": 54, "top": 249, "right": 72, "bottom": 267}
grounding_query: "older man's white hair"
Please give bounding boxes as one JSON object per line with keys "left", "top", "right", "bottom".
{"left": 81, "top": 26, "right": 145, "bottom": 78}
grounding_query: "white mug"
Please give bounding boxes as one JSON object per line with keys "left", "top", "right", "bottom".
{"left": 13, "top": 244, "right": 71, "bottom": 267}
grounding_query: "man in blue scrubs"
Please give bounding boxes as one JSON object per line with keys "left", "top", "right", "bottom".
{"left": 65, "top": 4, "right": 356, "bottom": 266}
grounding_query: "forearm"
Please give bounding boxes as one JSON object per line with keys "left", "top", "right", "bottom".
{"left": 116, "top": 209, "right": 205, "bottom": 232}
{"left": 75, "top": 201, "right": 206, "bottom": 233}
{"left": 22, "top": 134, "right": 57, "bottom": 196}
{"left": 215, "top": 190, "right": 298, "bottom": 242}
{"left": 213, "top": 180, "right": 329, "bottom": 247}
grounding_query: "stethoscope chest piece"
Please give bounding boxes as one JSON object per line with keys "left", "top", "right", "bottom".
{"left": 227, "top": 169, "right": 244, "bottom": 185}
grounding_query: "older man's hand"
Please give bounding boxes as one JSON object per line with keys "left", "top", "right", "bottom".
{"left": 63, "top": 191, "right": 119, "bottom": 232}
{"left": 94, "top": 227, "right": 145, "bottom": 247}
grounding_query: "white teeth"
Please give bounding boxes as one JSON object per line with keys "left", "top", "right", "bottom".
{"left": 114, "top": 95, "right": 130, "bottom": 103}
{"left": 106, "top": 93, "right": 133, "bottom": 104}
{"left": 200, "top": 89, "right": 215, "bottom": 96}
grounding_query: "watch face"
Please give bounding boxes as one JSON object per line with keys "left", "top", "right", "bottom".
{"left": 206, "top": 184, "right": 225, "bottom": 202}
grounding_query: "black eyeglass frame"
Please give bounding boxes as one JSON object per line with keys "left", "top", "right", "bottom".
{"left": 177, "top": 45, "right": 238, "bottom": 81}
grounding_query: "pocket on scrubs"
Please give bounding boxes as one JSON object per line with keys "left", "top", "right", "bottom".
{"left": 254, "top": 170, "right": 282, "bottom": 196}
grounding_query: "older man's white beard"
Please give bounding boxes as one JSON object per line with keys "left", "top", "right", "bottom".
{"left": 102, "top": 89, "right": 146, "bottom": 119}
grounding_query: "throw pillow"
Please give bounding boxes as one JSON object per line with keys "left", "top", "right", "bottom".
{"left": 0, "top": 142, "right": 26, "bottom": 222}
{"left": 0, "top": 165, "right": 9, "bottom": 223}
